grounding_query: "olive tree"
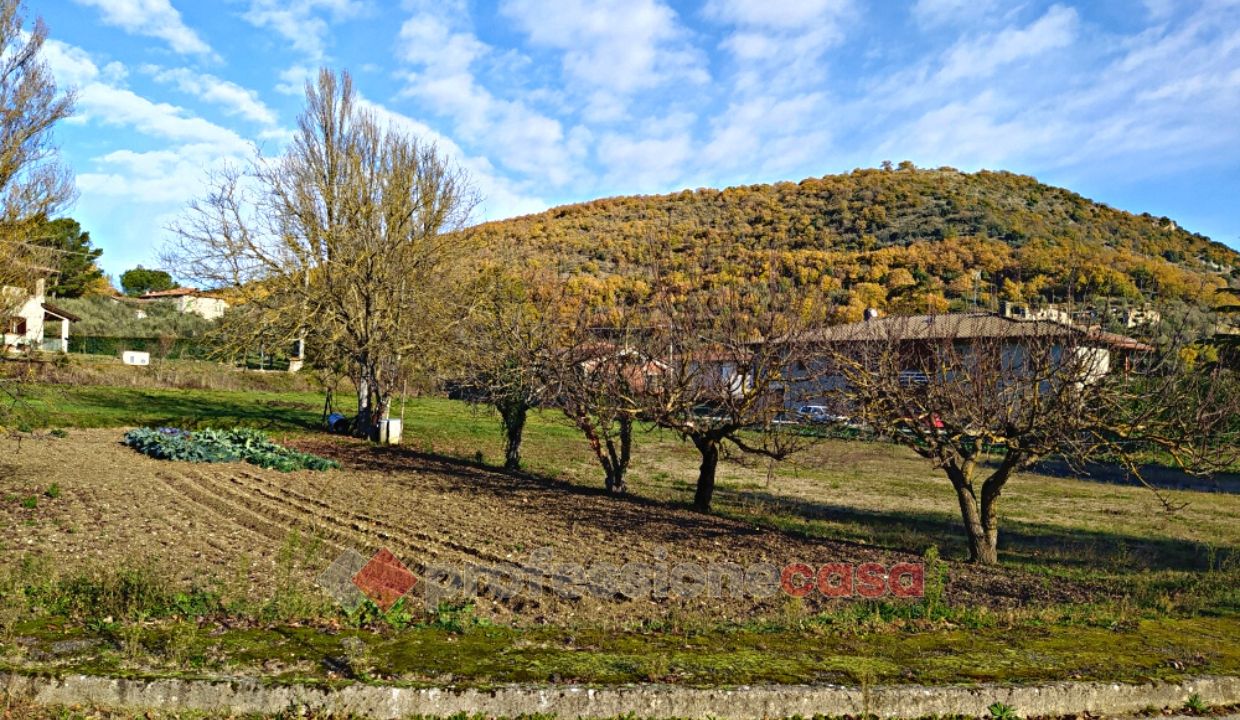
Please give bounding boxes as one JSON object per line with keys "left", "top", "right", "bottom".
{"left": 167, "top": 69, "right": 478, "bottom": 437}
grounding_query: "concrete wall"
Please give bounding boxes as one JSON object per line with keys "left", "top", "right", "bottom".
{"left": 4, "top": 672, "right": 1239, "bottom": 719}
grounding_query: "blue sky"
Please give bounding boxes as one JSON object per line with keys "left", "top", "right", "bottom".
{"left": 31, "top": 0, "right": 1240, "bottom": 280}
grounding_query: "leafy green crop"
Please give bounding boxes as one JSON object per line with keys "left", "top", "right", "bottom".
{"left": 123, "top": 427, "right": 338, "bottom": 471}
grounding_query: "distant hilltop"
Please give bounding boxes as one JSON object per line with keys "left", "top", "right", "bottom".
{"left": 476, "top": 166, "right": 1239, "bottom": 322}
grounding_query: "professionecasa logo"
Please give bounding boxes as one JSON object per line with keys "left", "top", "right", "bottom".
{"left": 317, "top": 547, "right": 417, "bottom": 610}
{"left": 780, "top": 561, "right": 924, "bottom": 598}
{"left": 317, "top": 546, "right": 924, "bottom": 610}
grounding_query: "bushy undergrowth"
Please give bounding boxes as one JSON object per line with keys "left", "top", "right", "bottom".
{"left": 124, "top": 426, "right": 338, "bottom": 471}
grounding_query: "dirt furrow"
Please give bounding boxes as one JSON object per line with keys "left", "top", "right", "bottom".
{"left": 228, "top": 469, "right": 621, "bottom": 601}
{"left": 200, "top": 470, "right": 583, "bottom": 607}
{"left": 175, "top": 469, "right": 362, "bottom": 558}
{"left": 231, "top": 469, "right": 517, "bottom": 565}
{"left": 155, "top": 470, "right": 298, "bottom": 550}
{"left": 227, "top": 470, "right": 449, "bottom": 559}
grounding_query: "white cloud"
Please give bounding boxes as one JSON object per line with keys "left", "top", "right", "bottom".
{"left": 398, "top": 14, "right": 486, "bottom": 75}
{"left": 77, "top": 85, "right": 252, "bottom": 152}
{"left": 862, "top": 5, "right": 1082, "bottom": 114}
{"left": 274, "top": 64, "right": 316, "bottom": 96}
{"left": 863, "top": 2, "right": 1240, "bottom": 181}
{"left": 242, "top": 0, "right": 367, "bottom": 60}
{"left": 911, "top": 0, "right": 998, "bottom": 28}
{"left": 499, "top": 0, "right": 707, "bottom": 120}
{"left": 41, "top": 38, "right": 125, "bottom": 89}
{"left": 874, "top": 91, "right": 1065, "bottom": 169}
{"left": 705, "top": 0, "right": 851, "bottom": 96}
{"left": 395, "top": 9, "right": 586, "bottom": 186}
{"left": 70, "top": 0, "right": 213, "bottom": 56}
{"left": 45, "top": 40, "right": 245, "bottom": 151}
{"left": 143, "top": 66, "right": 280, "bottom": 126}
{"left": 1141, "top": 0, "right": 1178, "bottom": 21}
{"left": 937, "top": 4, "right": 1078, "bottom": 82}
{"left": 42, "top": 39, "right": 255, "bottom": 217}
{"left": 702, "top": 92, "right": 832, "bottom": 176}
{"left": 77, "top": 145, "right": 237, "bottom": 203}
{"left": 705, "top": 0, "right": 850, "bottom": 30}
{"left": 597, "top": 133, "right": 692, "bottom": 190}
{"left": 356, "top": 97, "right": 548, "bottom": 221}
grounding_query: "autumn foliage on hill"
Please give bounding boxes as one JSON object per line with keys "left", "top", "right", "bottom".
{"left": 475, "top": 166, "right": 1239, "bottom": 322}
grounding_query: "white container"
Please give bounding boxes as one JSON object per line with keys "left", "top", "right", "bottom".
{"left": 122, "top": 351, "right": 150, "bottom": 366}
{"left": 377, "top": 418, "right": 403, "bottom": 445}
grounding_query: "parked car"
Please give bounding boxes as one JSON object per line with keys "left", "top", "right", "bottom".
{"left": 797, "top": 405, "right": 849, "bottom": 424}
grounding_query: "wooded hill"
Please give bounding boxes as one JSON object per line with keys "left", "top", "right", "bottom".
{"left": 476, "top": 166, "right": 1240, "bottom": 322}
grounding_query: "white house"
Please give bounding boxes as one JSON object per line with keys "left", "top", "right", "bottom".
{"left": 3, "top": 277, "right": 80, "bottom": 354}
{"left": 138, "top": 287, "right": 229, "bottom": 320}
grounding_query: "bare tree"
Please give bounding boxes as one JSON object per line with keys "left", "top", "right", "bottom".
{"left": 1, "top": 0, "right": 73, "bottom": 303}
{"left": 460, "top": 267, "right": 655, "bottom": 488}
{"left": 166, "top": 69, "right": 479, "bottom": 437}
{"left": 457, "top": 269, "right": 560, "bottom": 471}
{"left": 539, "top": 309, "right": 654, "bottom": 494}
{"left": 0, "top": 0, "right": 74, "bottom": 252}
{"left": 636, "top": 283, "right": 821, "bottom": 512}
{"left": 823, "top": 313, "right": 1240, "bottom": 564}
{"left": 0, "top": 0, "right": 72, "bottom": 429}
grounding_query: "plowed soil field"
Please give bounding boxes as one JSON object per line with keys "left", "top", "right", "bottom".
{"left": 1, "top": 430, "right": 1095, "bottom": 624}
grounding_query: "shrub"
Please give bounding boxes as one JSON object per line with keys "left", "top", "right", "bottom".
{"left": 1185, "top": 693, "right": 1208, "bottom": 714}
{"left": 124, "top": 427, "right": 338, "bottom": 472}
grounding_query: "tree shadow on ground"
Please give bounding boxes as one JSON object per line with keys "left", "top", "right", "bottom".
{"left": 1031, "top": 458, "right": 1240, "bottom": 494}
{"left": 313, "top": 440, "right": 750, "bottom": 543}
{"left": 716, "top": 485, "right": 1235, "bottom": 574}
{"left": 309, "top": 438, "right": 1232, "bottom": 583}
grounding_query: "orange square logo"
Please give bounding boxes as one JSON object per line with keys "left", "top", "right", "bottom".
{"left": 351, "top": 548, "right": 417, "bottom": 610}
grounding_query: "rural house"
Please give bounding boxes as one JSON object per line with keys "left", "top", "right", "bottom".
{"left": 778, "top": 310, "right": 1152, "bottom": 408}
{"left": 2, "top": 275, "right": 81, "bottom": 354}
{"left": 138, "top": 287, "right": 230, "bottom": 320}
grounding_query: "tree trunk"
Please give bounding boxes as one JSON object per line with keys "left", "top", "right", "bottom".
{"left": 356, "top": 369, "right": 393, "bottom": 441}
{"left": 499, "top": 401, "right": 527, "bottom": 471}
{"left": 321, "top": 388, "right": 334, "bottom": 425}
{"left": 692, "top": 436, "right": 720, "bottom": 512}
{"left": 616, "top": 415, "right": 632, "bottom": 491}
{"left": 605, "top": 465, "right": 625, "bottom": 494}
{"left": 374, "top": 391, "right": 392, "bottom": 424}
{"left": 946, "top": 463, "right": 997, "bottom": 564}
{"left": 354, "top": 374, "right": 372, "bottom": 438}
{"left": 947, "top": 461, "right": 1011, "bottom": 565}
{"left": 603, "top": 417, "right": 633, "bottom": 494}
